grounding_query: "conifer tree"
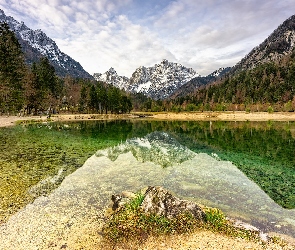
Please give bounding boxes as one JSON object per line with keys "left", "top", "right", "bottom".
{"left": 0, "top": 22, "right": 26, "bottom": 113}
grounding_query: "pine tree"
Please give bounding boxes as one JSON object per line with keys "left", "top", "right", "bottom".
{"left": 0, "top": 22, "right": 26, "bottom": 114}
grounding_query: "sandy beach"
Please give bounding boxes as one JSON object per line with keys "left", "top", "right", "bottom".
{"left": 151, "top": 111, "right": 295, "bottom": 121}
{"left": 2, "top": 111, "right": 295, "bottom": 128}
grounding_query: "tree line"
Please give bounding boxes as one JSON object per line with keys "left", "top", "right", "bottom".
{"left": 169, "top": 50, "right": 295, "bottom": 112}
{"left": 4, "top": 18, "right": 295, "bottom": 115}
{"left": 0, "top": 22, "right": 133, "bottom": 115}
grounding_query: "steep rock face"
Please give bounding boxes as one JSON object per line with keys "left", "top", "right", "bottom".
{"left": 94, "top": 59, "right": 198, "bottom": 100}
{"left": 93, "top": 68, "right": 129, "bottom": 90}
{"left": 0, "top": 9, "right": 92, "bottom": 78}
{"left": 129, "top": 59, "right": 197, "bottom": 99}
{"left": 233, "top": 15, "right": 295, "bottom": 73}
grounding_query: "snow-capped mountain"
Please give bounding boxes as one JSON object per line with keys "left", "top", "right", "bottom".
{"left": 129, "top": 59, "right": 198, "bottom": 99}
{"left": 0, "top": 9, "right": 92, "bottom": 78}
{"left": 94, "top": 59, "right": 198, "bottom": 99}
{"left": 93, "top": 68, "right": 129, "bottom": 90}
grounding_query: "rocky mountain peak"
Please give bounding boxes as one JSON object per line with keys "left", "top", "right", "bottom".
{"left": 0, "top": 9, "right": 92, "bottom": 78}
{"left": 93, "top": 67, "right": 130, "bottom": 90}
{"left": 107, "top": 67, "right": 117, "bottom": 75}
{"left": 94, "top": 60, "right": 198, "bottom": 99}
{"left": 232, "top": 14, "right": 295, "bottom": 73}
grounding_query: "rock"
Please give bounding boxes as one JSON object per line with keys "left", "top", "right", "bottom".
{"left": 141, "top": 186, "right": 205, "bottom": 220}
{"left": 109, "top": 186, "right": 205, "bottom": 221}
{"left": 111, "top": 194, "right": 122, "bottom": 211}
{"left": 110, "top": 191, "right": 137, "bottom": 212}
{"left": 230, "top": 219, "right": 269, "bottom": 242}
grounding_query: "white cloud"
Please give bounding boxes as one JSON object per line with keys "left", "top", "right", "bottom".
{"left": 0, "top": 0, "right": 294, "bottom": 76}
{"left": 56, "top": 14, "right": 176, "bottom": 76}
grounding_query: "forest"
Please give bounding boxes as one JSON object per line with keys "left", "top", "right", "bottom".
{"left": 170, "top": 50, "right": 295, "bottom": 113}
{"left": 0, "top": 22, "right": 135, "bottom": 116}
{"left": 2, "top": 19, "right": 295, "bottom": 115}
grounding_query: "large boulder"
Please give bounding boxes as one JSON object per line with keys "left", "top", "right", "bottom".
{"left": 110, "top": 186, "right": 205, "bottom": 221}
{"left": 141, "top": 186, "right": 205, "bottom": 220}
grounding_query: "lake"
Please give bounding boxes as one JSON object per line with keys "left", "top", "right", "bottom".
{"left": 0, "top": 119, "right": 295, "bottom": 242}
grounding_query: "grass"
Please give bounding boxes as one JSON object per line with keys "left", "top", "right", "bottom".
{"left": 101, "top": 192, "right": 263, "bottom": 249}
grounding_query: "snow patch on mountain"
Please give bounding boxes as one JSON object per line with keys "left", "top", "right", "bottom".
{"left": 94, "top": 59, "right": 199, "bottom": 99}
{"left": 93, "top": 67, "right": 130, "bottom": 90}
{"left": 0, "top": 9, "right": 91, "bottom": 78}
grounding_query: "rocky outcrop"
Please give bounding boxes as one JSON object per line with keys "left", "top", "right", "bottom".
{"left": 110, "top": 186, "right": 205, "bottom": 221}
{"left": 141, "top": 186, "right": 205, "bottom": 220}
{"left": 109, "top": 186, "right": 271, "bottom": 242}
{"left": 232, "top": 15, "right": 295, "bottom": 74}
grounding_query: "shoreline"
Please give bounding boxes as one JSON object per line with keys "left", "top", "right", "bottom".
{"left": 2, "top": 111, "right": 295, "bottom": 128}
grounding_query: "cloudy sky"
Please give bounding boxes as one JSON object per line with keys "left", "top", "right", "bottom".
{"left": 0, "top": 0, "right": 294, "bottom": 77}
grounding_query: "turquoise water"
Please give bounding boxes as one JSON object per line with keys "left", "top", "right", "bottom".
{"left": 1, "top": 120, "right": 295, "bottom": 239}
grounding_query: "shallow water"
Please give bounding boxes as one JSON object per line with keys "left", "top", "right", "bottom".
{"left": 1, "top": 130, "right": 295, "bottom": 249}
{"left": 1, "top": 120, "right": 295, "bottom": 248}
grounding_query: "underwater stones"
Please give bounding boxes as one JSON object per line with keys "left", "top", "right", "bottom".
{"left": 141, "top": 186, "right": 205, "bottom": 220}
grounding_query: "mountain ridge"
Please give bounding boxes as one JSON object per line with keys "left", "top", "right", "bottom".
{"left": 171, "top": 14, "right": 295, "bottom": 100}
{"left": 94, "top": 59, "right": 198, "bottom": 100}
{"left": 231, "top": 14, "right": 295, "bottom": 74}
{"left": 0, "top": 9, "right": 92, "bottom": 79}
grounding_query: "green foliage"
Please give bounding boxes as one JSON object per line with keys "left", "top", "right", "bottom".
{"left": 125, "top": 193, "right": 145, "bottom": 211}
{"left": 25, "top": 58, "right": 61, "bottom": 114}
{"left": 77, "top": 83, "right": 133, "bottom": 114}
{"left": 186, "top": 103, "right": 198, "bottom": 111}
{"left": 102, "top": 194, "right": 261, "bottom": 247}
{"left": 267, "top": 105, "right": 274, "bottom": 113}
{"left": 204, "top": 208, "right": 259, "bottom": 240}
{"left": 204, "top": 207, "right": 227, "bottom": 231}
{"left": 0, "top": 22, "right": 26, "bottom": 113}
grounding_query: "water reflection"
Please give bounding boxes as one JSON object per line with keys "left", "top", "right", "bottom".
{"left": 1, "top": 122, "right": 295, "bottom": 248}
{"left": 94, "top": 131, "right": 295, "bottom": 237}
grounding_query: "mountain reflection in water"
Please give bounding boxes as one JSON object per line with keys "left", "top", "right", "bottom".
{"left": 1, "top": 130, "right": 295, "bottom": 249}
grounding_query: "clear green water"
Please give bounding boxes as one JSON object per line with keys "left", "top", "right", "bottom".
{"left": 0, "top": 120, "right": 134, "bottom": 222}
{"left": 1, "top": 120, "right": 295, "bottom": 226}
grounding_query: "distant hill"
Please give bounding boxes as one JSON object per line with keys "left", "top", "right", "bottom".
{"left": 0, "top": 9, "right": 92, "bottom": 79}
{"left": 170, "top": 67, "right": 231, "bottom": 99}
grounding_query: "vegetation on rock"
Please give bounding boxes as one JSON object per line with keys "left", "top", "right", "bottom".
{"left": 102, "top": 187, "right": 263, "bottom": 249}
